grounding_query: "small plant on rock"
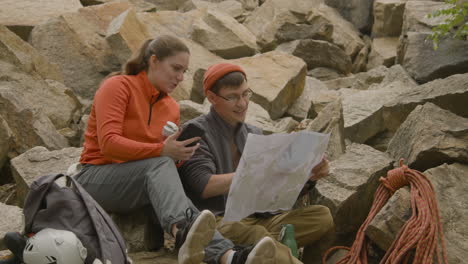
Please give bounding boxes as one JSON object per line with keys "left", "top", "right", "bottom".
{"left": 426, "top": 0, "right": 468, "bottom": 50}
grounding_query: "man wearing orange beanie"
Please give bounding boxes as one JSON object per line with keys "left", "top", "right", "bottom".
{"left": 179, "top": 63, "right": 334, "bottom": 263}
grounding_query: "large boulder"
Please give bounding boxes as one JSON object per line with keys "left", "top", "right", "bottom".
{"left": 276, "top": 39, "right": 352, "bottom": 74}
{"left": 231, "top": 51, "right": 307, "bottom": 119}
{"left": 0, "top": 0, "right": 83, "bottom": 40}
{"left": 0, "top": 203, "right": 23, "bottom": 250}
{"left": 106, "top": 8, "right": 150, "bottom": 64}
{"left": 383, "top": 73, "right": 468, "bottom": 133}
{"left": 0, "top": 25, "right": 63, "bottom": 82}
{"left": 372, "top": 0, "right": 406, "bottom": 37}
{"left": 308, "top": 4, "right": 365, "bottom": 60}
{"left": 181, "top": 0, "right": 244, "bottom": 20}
{"left": 0, "top": 62, "right": 81, "bottom": 130}
{"left": 128, "top": 251, "right": 177, "bottom": 264}
{"left": 112, "top": 208, "right": 164, "bottom": 253}
{"left": 387, "top": 103, "right": 468, "bottom": 171}
{"left": 295, "top": 100, "right": 346, "bottom": 161}
{"left": 305, "top": 77, "right": 341, "bottom": 114}
{"left": 0, "top": 65, "right": 70, "bottom": 155}
{"left": 366, "top": 163, "right": 468, "bottom": 264}
{"left": 243, "top": 0, "right": 321, "bottom": 50}
{"left": 0, "top": 116, "right": 12, "bottom": 170}
{"left": 397, "top": 1, "right": 468, "bottom": 83}
{"left": 10, "top": 146, "right": 82, "bottom": 206}
{"left": 30, "top": 2, "right": 130, "bottom": 99}
{"left": 243, "top": 0, "right": 302, "bottom": 51}
{"left": 324, "top": 65, "right": 416, "bottom": 91}
{"left": 367, "top": 37, "right": 398, "bottom": 70}
{"left": 310, "top": 143, "right": 393, "bottom": 243}
{"left": 342, "top": 80, "right": 414, "bottom": 144}
{"left": 190, "top": 9, "right": 258, "bottom": 59}
{"left": 275, "top": 21, "right": 333, "bottom": 44}
{"left": 324, "top": 0, "right": 374, "bottom": 32}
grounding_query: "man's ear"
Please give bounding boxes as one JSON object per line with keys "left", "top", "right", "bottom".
{"left": 206, "top": 90, "right": 217, "bottom": 105}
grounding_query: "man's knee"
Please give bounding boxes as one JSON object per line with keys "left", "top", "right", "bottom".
{"left": 313, "top": 205, "right": 334, "bottom": 235}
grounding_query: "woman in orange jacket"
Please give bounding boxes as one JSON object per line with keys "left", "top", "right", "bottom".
{"left": 75, "top": 35, "right": 277, "bottom": 264}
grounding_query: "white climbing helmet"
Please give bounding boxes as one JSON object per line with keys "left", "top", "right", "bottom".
{"left": 23, "top": 228, "right": 87, "bottom": 264}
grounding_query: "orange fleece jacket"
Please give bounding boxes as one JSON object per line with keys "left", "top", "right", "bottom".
{"left": 80, "top": 71, "right": 180, "bottom": 165}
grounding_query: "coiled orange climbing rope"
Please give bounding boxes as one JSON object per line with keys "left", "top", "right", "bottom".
{"left": 323, "top": 159, "right": 448, "bottom": 264}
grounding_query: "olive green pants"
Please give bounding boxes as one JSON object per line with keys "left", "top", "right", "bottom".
{"left": 216, "top": 205, "right": 334, "bottom": 264}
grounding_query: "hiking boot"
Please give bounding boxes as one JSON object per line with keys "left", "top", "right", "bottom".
{"left": 232, "top": 237, "right": 276, "bottom": 264}
{"left": 3, "top": 232, "right": 27, "bottom": 262}
{"left": 175, "top": 209, "right": 216, "bottom": 264}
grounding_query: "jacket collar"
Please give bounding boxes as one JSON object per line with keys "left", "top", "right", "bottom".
{"left": 138, "top": 70, "right": 165, "bottom": 100}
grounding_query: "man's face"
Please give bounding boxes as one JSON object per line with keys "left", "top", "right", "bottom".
{"left": 209, "top": 80, "right": 251, "bottom": 126}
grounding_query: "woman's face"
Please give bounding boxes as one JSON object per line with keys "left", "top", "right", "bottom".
{"left": 147, "top": 51, "right": 190, "bottom": 94}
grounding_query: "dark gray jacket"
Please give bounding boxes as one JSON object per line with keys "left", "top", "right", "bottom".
{"left": 178, "top": 107, "right": 262, "bottom": 215}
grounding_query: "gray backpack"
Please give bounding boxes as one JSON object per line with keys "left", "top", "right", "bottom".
{"left": 23, "top": 174, "right": 130, "bottom": 264}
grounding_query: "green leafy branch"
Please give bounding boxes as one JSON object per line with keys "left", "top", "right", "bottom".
{"left": 426, "top": 0, "right": 468, "bottom": 50}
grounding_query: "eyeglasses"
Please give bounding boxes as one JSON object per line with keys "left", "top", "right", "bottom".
{"left": 215, "top": 89, "right": 253, "bottom": 103}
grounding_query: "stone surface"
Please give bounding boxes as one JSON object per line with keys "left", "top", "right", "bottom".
{"left": 0, "top": 0, "right": 83, "bottom": 39}
{"left": 231, "top": 51, "right": 307, "bottom": 119}
{"left": 367, "top": 37, "right": 398, "bottom": 70}
{"left": 308, "top": 67, "right": 345, "bottom": 81}
{"left": 106, "top": 8, "right": 150, "bottom": 64}
{"left": 275, "top": 21, "right": 333, "bottom": 44}
{"left": 296, "top": 100, "right": 346, "bottom": 161}
{"left": 351, "top": 40, "right": 370, "bottom": 73}
{"left": 387, "top": 103, "right": 468, "bottom": 171}
{"left": 0, "top": 184, "right": 16, "bottom": 206}
{"left": 310, "top": 143, "right": 393, "bottom": 243}
{"left": 383, "top": 73, "right": 468, "bottom": 133}
{"left": 0, "top": 25, "right": 63, "bottom": 82}
{"left": 0, "top": 68, "right": 70, "bottom": 155}
{"left": 309, "top": 4, "right": 365, "bottom": 60}
{"left": 306, "top": 77, "right": 341, "bottom": 114}
{"left": 397, "top": 1, "right": 468, "bottom": 83}
{"left": 397, "top": 31, "right": 468, "bottom": 84}
{"left": 0, "top": 203, "right": 23, "bottom": 250}
{"left": 324, "top": 0, "right": 374, "bottom": 31}
{"left": 342, "top": 80, "right": 414, "bottom": 143}
{"left": 277, "top": 39, "right": 352, "bottom": 74}
{"left": 181, "top": 0, "right": 244, "bottom": 19}
{"left": 0, "top": 116, "right": 12, "bottom": 170}
{"left": 10, "top": 146, "right": 82, "bottom": 206}
{"left": 366, "top": 163, "right": 468, "bottom": 264}
{"left": 325, "top": 65, "right": 416, "bottom": 91}
{"left": 243, "top": 0, "right": 302, "bottom": 51}
{"left": 286, "top": 77, "right": 320, "bottom": 121}
{"left": 372, "top": 0, "right": 406, "bottom": 37}
{"left": 112, "top": 208, "right": 164, "bottom": 253}
{"left": 190, "top": 9, "right": 258, "bottom": 59}
{"left": 128, "top": 251, "right": 177, "bottom": 264}
{"left": 0, "top": 61, "right": 81, "bottom": 130}
{"left": 30, "top": 2, "right": 129, "bottom": 99}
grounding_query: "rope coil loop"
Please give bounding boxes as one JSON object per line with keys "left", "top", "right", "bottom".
{"left": 322, "top": 159, "right": 448, "bottom": 264}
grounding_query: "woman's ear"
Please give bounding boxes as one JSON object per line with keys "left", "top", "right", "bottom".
{"left": 149, "top": 54, "right": 158, "bottom": 67}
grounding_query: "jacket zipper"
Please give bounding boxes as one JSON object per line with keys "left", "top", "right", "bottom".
{"left": 147, "top": 93, "right": 164, "bottom": 126}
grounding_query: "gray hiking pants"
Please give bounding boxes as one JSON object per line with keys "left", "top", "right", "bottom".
{"left": 75, "top": 157, "right": 234, "bottom": 264}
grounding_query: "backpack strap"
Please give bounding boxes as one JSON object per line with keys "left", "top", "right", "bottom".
{"left": 23, "top": 174, "right": 65, "bottom": 233}
{"left": 68, "top": 176, "right": 129, "bottom": 264}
